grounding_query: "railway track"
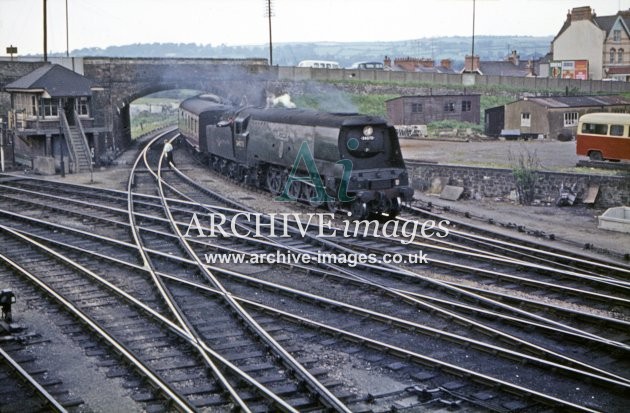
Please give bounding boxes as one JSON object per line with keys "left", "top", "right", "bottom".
{"left": 0, "top": 130, "right": 628, "bottom": 411}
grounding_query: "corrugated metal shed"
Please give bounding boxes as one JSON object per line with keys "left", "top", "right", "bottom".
{"left": 5, "top": 64, "right": 93, "bottom": 97}
{"left": 519, "top": 95, "right": 630, "bottom": 109}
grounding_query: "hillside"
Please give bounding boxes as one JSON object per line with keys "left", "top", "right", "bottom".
{"left": 61, "top": 36, "right": 552, "bottom": 69}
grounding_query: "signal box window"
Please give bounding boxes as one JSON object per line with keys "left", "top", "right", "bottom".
{"left": 41, "top": 98, "right": 59, "bottom": 118}
{"left": 76, "top": 97, "right": 89, "bottom": 116}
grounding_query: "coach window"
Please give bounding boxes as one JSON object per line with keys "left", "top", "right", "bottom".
{"left": 411, "top": 103, "right": 422, "bottom": 113}
{"left": 563, "top": 112, "right": 579, "bottom": 127}
{"left": 461, "top": 100, "right": 471, "bottom": 112}
{"left": 582, "top": 123, "right": 609, "bottom": 135}
{"left": 443, "top": 102, "right": 455, "bottom": 112}
{"left": 610, "top": 124, "right": 624, "bottom": 136}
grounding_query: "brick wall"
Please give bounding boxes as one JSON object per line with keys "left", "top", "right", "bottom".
{"left": 411, "top": 163, "right": 630, "bottom": 207}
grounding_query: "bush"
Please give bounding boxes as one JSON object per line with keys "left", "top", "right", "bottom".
{"left": 508, "top": 147, "right": 540, "bottom": 205}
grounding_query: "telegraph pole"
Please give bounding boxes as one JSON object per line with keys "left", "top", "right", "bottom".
{"left": 65, "top": 0, "right": 69, "bottom": 57}
{"left": 43, "top": 0, "right": 48, "bottom": 61}
{"left": 266, "top": 0, "right": 273, "bottom": 65}
{"left": 470, "top": 0, "right": 475, "bottom": 72}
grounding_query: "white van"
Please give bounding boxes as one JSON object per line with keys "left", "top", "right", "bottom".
{"left": 348, "top": 61, "right": 384, "bottom": 70}
{"left": 297, "top": 60, "right": 340, "bottom": 69}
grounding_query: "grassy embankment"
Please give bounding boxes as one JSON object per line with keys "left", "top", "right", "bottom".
{"left": 132, "top": 80, "right": 617, "bottom": 138}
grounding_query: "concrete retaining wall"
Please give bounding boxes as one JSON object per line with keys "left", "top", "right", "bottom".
{"left": 411, "top": 163, "right": 630, "bottom": 208}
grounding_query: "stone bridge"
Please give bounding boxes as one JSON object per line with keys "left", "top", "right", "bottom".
{"left": 0, "top": 57, "right": 274, "bottom": 155}
{"left": 84, "top": 57, "right": 272, "bottom": 151}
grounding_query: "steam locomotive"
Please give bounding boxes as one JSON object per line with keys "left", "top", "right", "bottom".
{"left": 178, "top": 94, "right": 413, "bottom": 218}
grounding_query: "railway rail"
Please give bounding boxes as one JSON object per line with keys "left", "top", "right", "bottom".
{"left": 0, "top": 129, "right": 628, "bottom": 411}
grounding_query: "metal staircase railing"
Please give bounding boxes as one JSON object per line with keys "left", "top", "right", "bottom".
{"left": 59, "top": 111, "right": 78, "bottom": 173}
{"left": 74, "top": 110, "right": 93, "bottom": 174}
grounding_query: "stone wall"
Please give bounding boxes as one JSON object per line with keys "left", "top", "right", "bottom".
{"left": 411, "top": 163, "right": 630, "bottom": 208}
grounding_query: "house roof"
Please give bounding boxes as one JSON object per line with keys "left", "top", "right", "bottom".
{"left": 478, "top": 61, "right": 531, "bottom": 77}
{"left": 387, "top": 64, "right": 456, "bottom": 74}
{"left": 511, "top": 95, "right": 630, "bottom": 108}
{"left": 5, "top": 64, "right": 93, "bottom": 97}
{"left": 386, "top": 94, "right": 481, "bottom": 103}
{"left": 595, "top": 12, "right": 630, "bottom": 38}
{"left": 554, "top": 9, "right": 630, "bottom": 41}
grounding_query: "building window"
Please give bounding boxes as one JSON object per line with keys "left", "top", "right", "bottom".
{"left": 619, "top": 49, "right": 624, "bottom": 63}
{"left": 31, "top": 96, "right": 37, "bottom": 116}
{"left": 76, "top": 97, "right": 89, "bottom": 116}
{"left": 461, "top": 100, "right": 471, "bottom": 112}
{"left": 614, "top": 29, "right": 621, "bottom": 42}
{"left": 41, "top": 98, "right": 59, "bottom": 118}
{"left": 411, "top": 103, "right": 423, "bottom": 113}
{"left": 563, "top": 112, "right": 579, "bottom": 127}
{"left": 443, "top": 102, "right": 455, "bottom": 112}
{"left": 521, "top": 112, "right": 531, "bottom": 127}
{"left": 610, "top": 48, "right": 616, "bottom": 64}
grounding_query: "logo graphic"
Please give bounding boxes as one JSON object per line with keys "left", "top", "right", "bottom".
{"left": 276, "top": 141, "right": 354, "bottom": 203}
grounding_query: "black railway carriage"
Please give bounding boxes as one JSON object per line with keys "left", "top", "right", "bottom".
{"left": 178, "top": 94, "right": 232, "bottom": 153}
{"left": 179, "top": 97, "right": 413, "bottom": 218}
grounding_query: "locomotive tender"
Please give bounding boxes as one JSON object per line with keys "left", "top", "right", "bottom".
{"left": 178, "top": 94, "right": 413, "bottom": 218}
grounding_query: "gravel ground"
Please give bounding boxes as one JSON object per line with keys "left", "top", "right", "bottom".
{"left": 399, "top": 137, "right": 630, "bottom": 262}
{"left": 14, "top": 136, "right": 630, "bottom": 263}
{"left": 400, "top": 138, "right": 581, "bottom": 170}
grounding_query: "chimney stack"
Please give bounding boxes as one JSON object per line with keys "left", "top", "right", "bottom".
{"left": 464, "top": 55, "right": 480, "bottom": 72}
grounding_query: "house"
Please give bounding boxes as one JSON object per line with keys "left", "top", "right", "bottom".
{"left": 4, "top": 64, "right": 105, "bottom": 174}
{"left": 485, "top": 95, "right": 630, "bottom": 139}
{"left": 461, "top": 51, "right": 538, "bottom": 77}
{"left": 386, "top": 94, "right": 481, "bottom": 125}
{"left": 552, "top": 6, "right": 630, "bottom": 80}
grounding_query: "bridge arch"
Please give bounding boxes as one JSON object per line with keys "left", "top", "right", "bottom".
{"left": 82, "top": 57, "right": 272, "bottom": 153}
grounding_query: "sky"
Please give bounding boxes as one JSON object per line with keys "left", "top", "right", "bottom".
{"left": 0, "top": 0, "right": 627, "bottom": 55}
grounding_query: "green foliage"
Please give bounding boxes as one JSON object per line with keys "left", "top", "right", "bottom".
{"left": 350, "top": 94, "right": 398, "bottom": 116}
{"left": 481, "top": 95, "right": 514, "bottom": 112}
{"left": 130, "top": 110, "right": 176, "bottom": 139}
{"left": 427, "top": 120, "right": 484, "bottom": 134}
{"left": 508, "top": 147, "right": 541, "bottom": 205}
{"left": 292, "top": 95, "right": 324, "bottom": 110}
